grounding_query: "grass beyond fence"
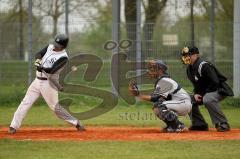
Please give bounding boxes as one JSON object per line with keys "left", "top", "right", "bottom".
{"left": 0, "top": 60, "right": 236, "bottom": 106}
{"left": 0, "top": 60, "right": 233, "bottom": 86}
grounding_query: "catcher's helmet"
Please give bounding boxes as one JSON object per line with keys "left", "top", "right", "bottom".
{"left": 53, "top": 34, "right": 69, "bottom": 49}
{"left": 148, "top": 59, "right": 168, "bottom": 79}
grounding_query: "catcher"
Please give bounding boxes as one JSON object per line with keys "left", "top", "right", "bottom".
{"left": 129, "top": 60, "right": 192, "bottom": 132}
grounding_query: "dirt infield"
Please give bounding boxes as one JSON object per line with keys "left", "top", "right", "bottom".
{"left": 1, "top": 127, "right": 240, "bottom": 141}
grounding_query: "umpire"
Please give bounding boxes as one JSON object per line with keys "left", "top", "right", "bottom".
{"left": 181, "top": 46, "right": 234, "bottom": 132}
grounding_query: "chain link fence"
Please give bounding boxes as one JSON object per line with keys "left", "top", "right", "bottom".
{"left": 0, "top": 0, "right": 235, "bottom": 98}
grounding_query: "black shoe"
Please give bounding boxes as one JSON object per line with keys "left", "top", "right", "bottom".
{"left": 215, "top": 122, "right": 230, "bottom": 132}
{"left": 76, "top": 122, "right": 86, "bottom": 131}
{"left": 8, "top": 127, "right": 16, "bottom": 134}
{"left": 162, "top": 123, "right": 185, "bottom": 133}
{"left": 189, "top": 125, "right": 209, "bottom": 131}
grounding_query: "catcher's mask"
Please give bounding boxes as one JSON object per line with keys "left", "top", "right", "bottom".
{"left": 181, "top": 46, "right": 199, "bottom": 65}
{"left": 148, "top": 60, "right": 168, "bottom": 79}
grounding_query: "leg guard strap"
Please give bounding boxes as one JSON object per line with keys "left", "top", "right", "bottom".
{"left": 153, "top": 102, "right": 181, "bottom": 129}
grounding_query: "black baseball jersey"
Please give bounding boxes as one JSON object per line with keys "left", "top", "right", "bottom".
{"left": 187, "top": 58, "right": 220, "bottom": 95}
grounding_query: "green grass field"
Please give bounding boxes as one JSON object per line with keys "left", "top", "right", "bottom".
{"left": 1, "top": 104, "right": 240, "bottom": 159}
{"left": 0, "top": 61, "right": 239, "bottom": 159}
{"left": 1, "top": 140, "right": 240, "bottom": 159}
{"left": 0, "top": 104, "right": 240, "bottom": 127}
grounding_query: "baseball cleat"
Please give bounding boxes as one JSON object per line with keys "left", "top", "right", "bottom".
{"left": 8, "top": 127, "right": 16, "bottom": 134}
{"left": 215, "top": 122, "right": 230, "bottom": 132}
{"left": 76, "top": 122, "right": 86, "bottom": 131}
{"left": 174, "top": 123, "right": 186, "bottom": 133}
{"left": 161, "top": 123, "right": 186, "bottom": 133}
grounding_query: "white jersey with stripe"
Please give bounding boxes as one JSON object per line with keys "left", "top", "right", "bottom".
{"left": 41, "top": 44, "right": 68, "bottom": 68}
{"left": 153, "top": 77, "right": 192, "bottom": 116}
{"left": 154, "top": 77, "right": 191, "bottom": 101}
{"left": 36, "top": 44, "right": 68, "bottom": 78}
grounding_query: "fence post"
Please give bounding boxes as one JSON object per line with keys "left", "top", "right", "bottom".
{"left": 19, "top": 0, "right": 24, "bottom": 60}
{"left": 210, "top": 0, "right": 215, "bottom": 64}
{"left": 234, "top": 0, "right": 240, "bottom": 97}
{"left": 28, "top": 0, "right": 33, "bottom": 85}
{"left": 190, "top": 0, "right": 195, "bottom": 46}
{"left": 111, "top": 0, "right": 120, "bottom": 95}
{"left": 65, "top": 0, "right": 69, "bottom": 36}
{"left": 136, "top": 0, "right": 141, "bottom": 85}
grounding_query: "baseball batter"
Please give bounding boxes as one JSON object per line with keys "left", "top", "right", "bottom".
{"left": 129, "top": 60, "right": 192, "bottom": 132}
{"left": 9, "top": 34, "right": 85, "bottom": 134}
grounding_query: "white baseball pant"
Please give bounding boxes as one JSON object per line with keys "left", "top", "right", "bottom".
{"left": 10, "top": 78, "right": 78, "bottom": 129}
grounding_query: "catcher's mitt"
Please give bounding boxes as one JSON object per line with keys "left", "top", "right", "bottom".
{"left": 128, "top": 80, "right": 140, "bottom": 96}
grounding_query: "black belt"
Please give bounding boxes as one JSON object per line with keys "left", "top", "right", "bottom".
{"left": 37, "top": 77, "right": 47, "bottom": 80}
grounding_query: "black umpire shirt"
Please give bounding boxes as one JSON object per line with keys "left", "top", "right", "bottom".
{"left": 186, "top": 57, "right": 220, "bottom": 96}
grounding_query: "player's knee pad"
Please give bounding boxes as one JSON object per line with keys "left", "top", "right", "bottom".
{"left": 152, "top": 102, "right": 178, "bottom": 122}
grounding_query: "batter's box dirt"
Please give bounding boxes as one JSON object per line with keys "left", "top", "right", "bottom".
{"left": 1, "top": 127, "right": 240, "bottom": 141}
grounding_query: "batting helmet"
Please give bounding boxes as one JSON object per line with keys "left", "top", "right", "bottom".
{"left": 148, "top": 59, "right": 168, "bottom": 79}
{"left": 53, "top": 34, "right": 69, "bottom": 49}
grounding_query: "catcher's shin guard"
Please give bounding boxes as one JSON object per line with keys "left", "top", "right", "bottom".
{"left": 153, "top": 102, "right": 184, "bottom": 132}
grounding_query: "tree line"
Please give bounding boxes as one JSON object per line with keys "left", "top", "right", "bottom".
{"left": 0, "top": 0, "right": 233, "bottom": 60}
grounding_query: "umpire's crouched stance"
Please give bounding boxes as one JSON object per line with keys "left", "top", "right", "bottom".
{"left": 181, "top": 46, "right": 234, "bottom": 132}
{"left": 129, "top": 60, "right": 192, "bottom": 133}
